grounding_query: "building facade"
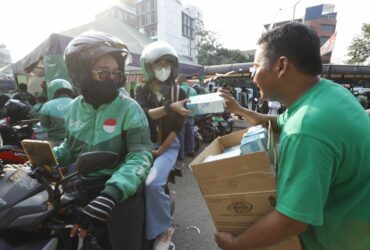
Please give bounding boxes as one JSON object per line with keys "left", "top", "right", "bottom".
{"left": 0, "top": 44, "right": 13, "bottom": 76}
{"left": 304, "top": 4, "right": 337, "bottom": 63}
{"left": 98, "top": 0, "right": 203, "bottom": 63}
{"left": 264, "top": 4, "right": 337, "bottom": 63}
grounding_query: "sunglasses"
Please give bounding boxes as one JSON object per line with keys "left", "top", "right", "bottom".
{"left": 91, "top": 68, "right": 125, "bottom": 82}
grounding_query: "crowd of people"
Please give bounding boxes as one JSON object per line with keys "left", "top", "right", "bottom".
{"left": 1, "top": 22, "right": 370, "bottom": 250}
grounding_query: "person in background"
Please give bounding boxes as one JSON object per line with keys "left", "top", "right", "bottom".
{"left": 39, "top": 79, "right": 74, "bottom": 147}
{"left": 238, "top": 86, "right": 249, "bottom": 119}
{"left": 13, "top": 83, "right": 36, "bottom": 105}
{"left": 57, "top": 31, "right": 152, "bottom": 250}
{"left": 135, "top": 41, "right": 191, "bottom": 250}
{"left": 177, "top": 75, "right": 197, "bottom": 159}
{"left": 217, "top": 22, "right": 370, "bottom": 250}
{"left": 39, "top": 80, "right": 48, "bottom": 100}
{"left": 30, "top": 93, "right": 48, "bottom": 119}
{"left": 267, "top": 100, "right": 281, "bottom": 115}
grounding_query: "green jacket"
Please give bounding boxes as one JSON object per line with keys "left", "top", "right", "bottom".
{"left": 39, "top": 97, "right": 72, "bottom": 141}
{"left": 53, "top": 93, "right": 153, "bottom": 202}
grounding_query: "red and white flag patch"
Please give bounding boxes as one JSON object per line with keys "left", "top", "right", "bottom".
{"left": 103, "top": 118, "right": 116, "bottom": 133}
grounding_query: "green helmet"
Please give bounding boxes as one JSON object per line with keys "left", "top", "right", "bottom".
{"left": 48, "top": 79, "right": 73, "bottom": 100}
{"left": 140, "top": 41, "right": 178, "bottom": 82}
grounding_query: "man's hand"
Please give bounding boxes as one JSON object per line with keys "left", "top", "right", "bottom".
{"left": 170, "top": 99, "right": 193, "bottom": 116}
{"left": 218, "top": 89, "right": 243, "bottom": 115}
{"left": 215, "top": 232, "right": 236, "bottom": 250}
{"left": 69, "top": 194, "right": 115, "bottom": 238}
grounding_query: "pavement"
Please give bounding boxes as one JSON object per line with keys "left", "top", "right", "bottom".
{"left": 170, "top": 119, "right": 250, "bottom": 250}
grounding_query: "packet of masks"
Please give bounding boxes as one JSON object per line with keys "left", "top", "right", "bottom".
{"left": 240, "top": 125, "right": 268, "bottom": 155}
{"left": 186, "top": 93, "right": 225, "bottom": 115}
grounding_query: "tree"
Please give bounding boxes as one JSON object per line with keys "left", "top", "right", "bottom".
{"left": 346, "top": 23, "right": 370, "bottom": 65}
{"left": 195, "top": 26, "right": 247, "bottom": 65}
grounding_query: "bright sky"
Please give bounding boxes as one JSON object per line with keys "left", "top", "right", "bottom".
{"left": 1, "top": 0, "right": 369, "bottom": 64}
{"left": 182, "top": 0, "right": 369, "bottom": 63}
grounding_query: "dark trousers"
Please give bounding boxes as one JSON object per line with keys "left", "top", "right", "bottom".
{"left": 107, "top": 186, "right": 146, "bottom": 250}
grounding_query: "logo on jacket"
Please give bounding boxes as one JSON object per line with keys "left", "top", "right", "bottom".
{"left": 103, "top": 118, "right": 117, "bottom": 133}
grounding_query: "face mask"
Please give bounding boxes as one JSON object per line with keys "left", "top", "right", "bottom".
{"left": 81, "top": 79, "right": 118, "bottom": 109}
{"left": 154, "top": 67, "right": 171, "bottom": 82}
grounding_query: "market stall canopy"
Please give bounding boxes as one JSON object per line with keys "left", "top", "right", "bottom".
{"left": 13, "top": 33, "right": 73, "bottom": 75}
{"left": 204, "top": 62, "right": 370, "bottom": 80}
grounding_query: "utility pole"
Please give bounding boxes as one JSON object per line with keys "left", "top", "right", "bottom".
{"left": 292, "top": 0, "right": 302, "bottom": 21}
{"left": 269, "top": 8, "right": 282, "bottom": 30}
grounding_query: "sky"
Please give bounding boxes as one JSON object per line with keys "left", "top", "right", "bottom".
{"left": 1, "top": 0, "right": 369, "bottom": 64}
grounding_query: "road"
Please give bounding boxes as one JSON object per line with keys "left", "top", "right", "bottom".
{"left": 171, "top": 119, "right": 249, "bottom": 250}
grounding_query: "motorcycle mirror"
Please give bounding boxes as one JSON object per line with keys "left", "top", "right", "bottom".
{"left": 76, "top": 151, "right": 119, "bottom": 176}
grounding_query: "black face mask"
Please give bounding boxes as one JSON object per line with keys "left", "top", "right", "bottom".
{"left": 81, "top": 79, "right": 118, "bottom": 109}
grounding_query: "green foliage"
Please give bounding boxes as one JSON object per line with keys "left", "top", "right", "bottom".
{"left": 346, "top": 23, "right": 370, "bottom": 65}
{"left": 196, "top": 26, "right": 247, "bottom": 66}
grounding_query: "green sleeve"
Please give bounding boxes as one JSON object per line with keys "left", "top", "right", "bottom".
{"left": 104, "top": 125, "right": 153, "bottom": 201}
{"left": 52, "top": 130, "right": 74, "bottom": 165}
{"left": 39, "top": 105, "right": 50, "bottom": 132}
{"left": 277, "top": 110, "right": 288, "bottom": 129}
{"left": 103, "top": 101, "right": 153, "bottom": 202}
{"left": 276, "top": 134, "right": 335, "bottom": 226}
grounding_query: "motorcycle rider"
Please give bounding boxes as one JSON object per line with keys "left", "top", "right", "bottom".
{"left": 135, "top": 41, "right": 192, "bottom": 250}
{"left": 55, "top": 31, "right": 152, "bottom": 249}
{"left": 39, "top": 78, "right": 74, "bottom": 147}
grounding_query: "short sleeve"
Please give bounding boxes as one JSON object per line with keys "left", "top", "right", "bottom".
{"left": 277, "top": 110, "right": 288, "bottom": 129}
{"left": 276, "top": 134, "right": 335, "bottom": 226}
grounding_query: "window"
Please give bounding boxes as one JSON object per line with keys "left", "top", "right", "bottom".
{"left": 182, "top": 12, "right": 194, "bottom": 39}
{"left": 321, "top": 24, "right": 335, "bottom": 33}
{"left": 320, "top": 36, "right": 330, "bottom": 45}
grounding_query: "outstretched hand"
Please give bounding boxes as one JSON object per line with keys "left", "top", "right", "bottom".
{"left": 170, "top": 99, "right": 193, "bottom": 116}
{"left": 215, "top": 231, "right": 236, "bottom": 250}
{"left": 218, "top": 89, "right": 242, "bottom": 115}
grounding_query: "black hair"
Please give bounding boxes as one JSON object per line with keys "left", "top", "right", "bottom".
{"left": 18, "top": 83, "right": 27, "bottom": 91}
{"left": 257, "top": 22, "right": 322, "bottom": 75}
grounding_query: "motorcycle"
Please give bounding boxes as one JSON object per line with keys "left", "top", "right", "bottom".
{"left": 194, "top": 114, "right": 217, "bottom": 143}
{"left": 0, "top": 100, "right": 38, "bottom": 164}
{"left": 193, "top": 125, "right": 203, "bottom": 153}
{"left": 0, "top": 151, "right": 118, "bottom": 250}
{"left": 212, "top": 113, "right": 235, "bottom": 136}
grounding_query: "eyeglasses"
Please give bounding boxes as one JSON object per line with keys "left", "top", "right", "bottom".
{"left": 91, "top": 68, "right": 125, "bottom": 82}
{"left": 152, "top": 61, "right": 171, "bottom": 71}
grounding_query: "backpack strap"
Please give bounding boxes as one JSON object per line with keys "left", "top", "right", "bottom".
{"left": 171, "top": 85, "right": 180, "bottom": 102}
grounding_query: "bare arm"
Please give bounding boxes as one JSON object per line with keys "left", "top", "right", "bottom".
{"left": 215, "top": 210, "right": 307, "bottom": 250}
{"left": 153, "top": 131, "right": 177, "bottom": 157}
{"left": 148, "top": 99, "right": 192, "bottom": 120}
{"left": 219, "top": 89, "right": 280, "bottom": 133}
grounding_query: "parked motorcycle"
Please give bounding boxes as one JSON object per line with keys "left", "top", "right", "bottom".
{"left": 0, "top": 100, "right": 38, "bottom": 165}
{"left": 0, "top": 151, "right": 118, "bottom": 250}
{"left": 193, "top": 125, "right": 203, "bottom": 153}
{"left": 212, "top": 113, "right": 235, "bottom": 136}
{"left": 194, "top": 114, "right": 217, "bottom": 143}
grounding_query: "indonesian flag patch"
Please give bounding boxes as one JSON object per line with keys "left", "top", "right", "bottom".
{"left": 103, "top": 118, "right": 116, "bottom": 133}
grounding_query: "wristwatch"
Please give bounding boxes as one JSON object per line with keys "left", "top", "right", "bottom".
{"left": 164, "top": 103, "right": 173, "bottom": 114}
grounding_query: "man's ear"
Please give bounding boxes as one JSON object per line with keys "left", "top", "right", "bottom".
{"left": 276, "top": 56, "right": 288, "bottom": 78}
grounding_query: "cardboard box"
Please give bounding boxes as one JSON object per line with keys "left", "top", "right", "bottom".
{"left": 186, "top": 93, "right": 225, "bottom": 115}
{"left": 189, "top": 125, "right": 301, "bottom": 250}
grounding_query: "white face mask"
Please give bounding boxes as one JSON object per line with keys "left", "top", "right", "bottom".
{"left": 154, "top": 67, "right": 171, "bottom": 82}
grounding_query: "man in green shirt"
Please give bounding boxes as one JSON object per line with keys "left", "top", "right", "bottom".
{"left": 216, "top": 23, "right": 370, "bottom": 250}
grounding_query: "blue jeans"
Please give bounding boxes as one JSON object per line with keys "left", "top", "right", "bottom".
{"left": 145, "top": 138, "right": 180, "bottom": 240}
{"left": 178, "top": 117, "right": 194, "bottom": 159}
